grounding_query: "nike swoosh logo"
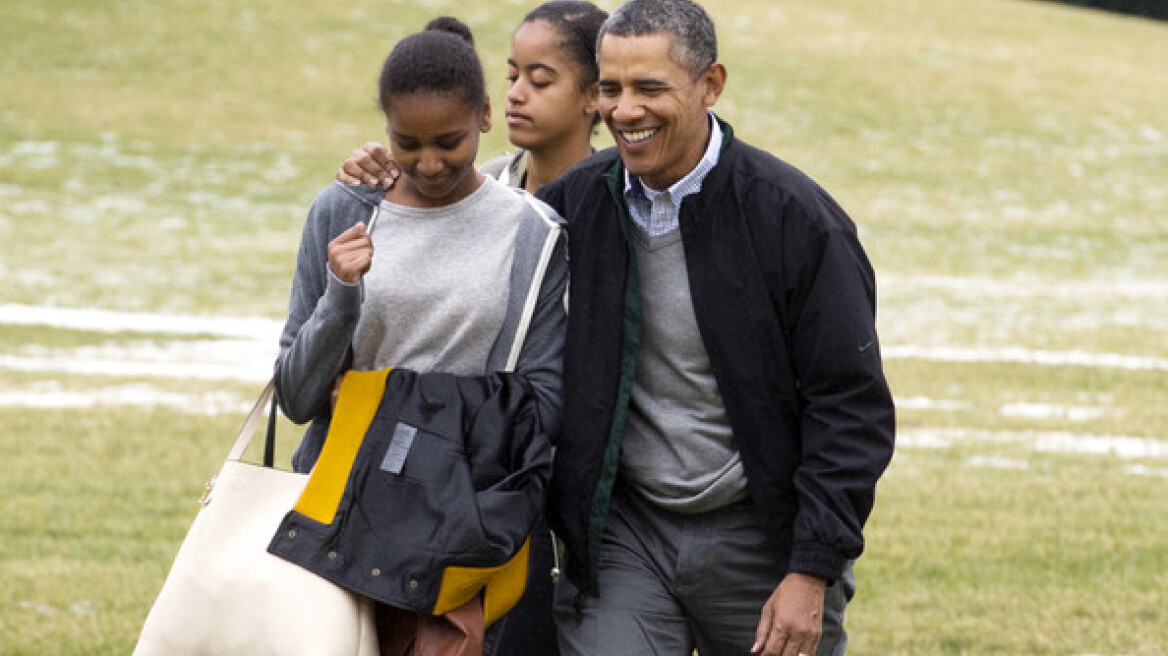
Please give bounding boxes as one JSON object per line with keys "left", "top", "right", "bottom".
{"left": 858, "top": 341, "right": 875, "bottom": 353}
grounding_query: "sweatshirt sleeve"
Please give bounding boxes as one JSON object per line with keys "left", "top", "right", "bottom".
{"left": 275, "top": 184, "right": 366, "bottom": 424}
{"left": 512, "top": 228, "right": 568, "bottom": 442}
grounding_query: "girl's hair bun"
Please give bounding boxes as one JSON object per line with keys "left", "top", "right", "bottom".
{"left": 424, "top": 16, "right": 475, "bottom": 47}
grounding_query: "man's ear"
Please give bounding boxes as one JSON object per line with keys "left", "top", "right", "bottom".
{"left": 701, "top": 63, "right": 727, "bottom": 107}
{"left": 481, "top": 95, "right": 492, "bottom": 133}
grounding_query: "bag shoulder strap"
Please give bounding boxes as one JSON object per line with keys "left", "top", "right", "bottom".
{"left": 226, "top": 377, "right": 277, "bottom": 464}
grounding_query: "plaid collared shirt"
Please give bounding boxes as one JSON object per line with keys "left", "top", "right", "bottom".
{"left": 624, "top": 113, "right": 724, "bottom": 237}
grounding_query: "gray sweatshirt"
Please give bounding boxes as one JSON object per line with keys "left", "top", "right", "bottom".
{"left": 275, "top": 180, "right": 567, "bottom": 472}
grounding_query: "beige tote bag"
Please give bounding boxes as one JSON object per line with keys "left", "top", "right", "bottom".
{"left": 133, "top": 379, "right": 378, "bottom": 656}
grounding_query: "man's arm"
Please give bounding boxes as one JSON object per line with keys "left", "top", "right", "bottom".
{"left": 786, "top": 204, "right": 895, "bottom": 577}
{"left": 754, "top": 183, "right": 895, "bottom": 656}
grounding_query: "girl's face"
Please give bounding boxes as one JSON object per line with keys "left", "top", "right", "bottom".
{"left": 384, "top": 92, "right": 490, "bottom": 206}
{"left": 505, "top": 20, "right": 598, "bottom": 153}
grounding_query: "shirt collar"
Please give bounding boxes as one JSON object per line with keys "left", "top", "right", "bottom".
{"left": 625, "top": 112, "right": 724, "bottom": 203}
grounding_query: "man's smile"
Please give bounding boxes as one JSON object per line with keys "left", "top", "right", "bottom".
{"left": 619, "top": 128, "right": 660, "bottom": 145}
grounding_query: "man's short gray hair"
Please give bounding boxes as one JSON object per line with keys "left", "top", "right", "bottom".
{"left": 597, "top": 0, "right": 717, "bottom": 80}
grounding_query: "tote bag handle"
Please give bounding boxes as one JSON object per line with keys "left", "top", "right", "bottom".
{"left": 226, "top": 377, "right": 279, "bottom": 466}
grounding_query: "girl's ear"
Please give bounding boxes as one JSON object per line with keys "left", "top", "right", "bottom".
{"left": 481, "top": 95, "right": 492, "bottom": 133}
{"left": 583, "top": 83, "right": 599, "bottom": 118}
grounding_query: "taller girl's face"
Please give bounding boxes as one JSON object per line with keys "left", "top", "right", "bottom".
{"left": 505, "top": 20, "right": 598, "bottom": 152}
{"left": 384, "top": 92, "right": 490, "bottom": 206}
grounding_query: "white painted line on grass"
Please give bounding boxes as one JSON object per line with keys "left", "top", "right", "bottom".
{"left": 882, "top": 273, "right": 1168, "bottom": 301}
{"left": 884, "top": 345, "right": 1168, "bottom": 372}
{"left": 1123, "top": 465, "right": 1168, "bottom": 479}
{"left": 899, "top": 428, "right": 1168, "bottom": 460}
{"left": 1000, "top": 402, "right": 1106, "bottom": 422}
{"left": 0, "top": 304, "right": 283, "bottom": 340}
{"left": 4, "top": 304, "right": 1165, "bottom": 372}
{"left": 0, "top": 354, "right": 272, "bottom": 383}
{"left": 0, "top": 384, "right": 251, "bottom": 415}
{"left": 966, "top": 455, "right": 1030, "bottom": 470}
{"left": 895, "top": 396, "right": 971, "bottom": 411}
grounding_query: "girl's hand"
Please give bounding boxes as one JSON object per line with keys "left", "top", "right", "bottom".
{"left": 327, "top": 222, "right": 373, "bottom": 284}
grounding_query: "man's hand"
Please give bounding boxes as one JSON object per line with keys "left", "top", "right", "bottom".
{"left": 337, "top": 141, "right": 399, "bottom": 188}
{"left": 327, "top": 222, "right": 373, "bottom": 284}
{"left": 751, "top": 572, "right": 826, "bottom": 656}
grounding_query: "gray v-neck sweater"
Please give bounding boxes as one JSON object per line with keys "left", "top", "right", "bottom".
{"left": 620, "top": 225, "right": 749, "bottom": 513}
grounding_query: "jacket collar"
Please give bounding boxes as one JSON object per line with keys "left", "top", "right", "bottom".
{"left": 601, "top": 114, "right": 736, "bottom": 203}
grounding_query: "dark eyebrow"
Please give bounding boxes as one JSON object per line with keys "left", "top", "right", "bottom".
{"left": 634, "top": 77, "right": 670, "bottom": 88}
{"left": 508, "top": 58, "right": 558, "bottom": 76}
{"left": 599, "top": 76, "right": 669, "bottom": 87}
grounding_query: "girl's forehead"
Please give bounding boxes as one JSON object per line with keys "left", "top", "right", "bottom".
{"left": 386, "top": 97, "right": 482, "bottom": 134}
{"left": 513, "top": 21, "right": 569, "bottom": 59}
{"left": 515, "top": 18, "right": 562, "bottom": 42}
{"left": 512, "top": 19, "right": 591, "bottom": 82}
{"left": 387, "top": 91, "right": 479, "bottom": 116}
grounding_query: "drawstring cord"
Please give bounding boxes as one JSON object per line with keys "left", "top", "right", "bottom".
{"left": 549, "top": 529, "right": 561, "bottom": 584}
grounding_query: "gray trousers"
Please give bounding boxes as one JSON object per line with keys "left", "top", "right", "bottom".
{"left": 554, "top": 487, "right": 854, "bottom": 656}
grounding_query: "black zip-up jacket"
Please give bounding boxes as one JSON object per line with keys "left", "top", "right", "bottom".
{"left": 538, "top": 118, "right": 896, "bottom": 593}
{"left": 269, "top": 367, "right": 550, "bottom": 624}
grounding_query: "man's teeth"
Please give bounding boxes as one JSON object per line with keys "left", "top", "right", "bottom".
{"left": 623, "top": 128, "right": 658, "bottom": 144}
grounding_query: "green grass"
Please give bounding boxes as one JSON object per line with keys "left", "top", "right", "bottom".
{"left": 854, "top": 448, "right": 1168, "bottom": 655}
{"left": 0, "top": 325, "right": 225, "bottom": 349}
{"left": 2, "top": 0, "right": 1167, "bottom": 653}
{"left": 0, "top": 406, "right": 305, "bottom": 655}
{"left": 887, "top": 358, "right": 1168, "bottom": 439}
{"left": 1, "top": 407, "right": 227, "bottom": 653}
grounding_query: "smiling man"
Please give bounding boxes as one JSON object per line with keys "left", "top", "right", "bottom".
{"left": 537, "top": 1, "right": 896, "bottom": 656}
{"left": 596, "top": 29, "right": 723, "bottom": 193}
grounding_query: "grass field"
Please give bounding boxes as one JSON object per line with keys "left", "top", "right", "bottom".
{"left": 2, "top": 0, "right": 1166, "bottom": 654}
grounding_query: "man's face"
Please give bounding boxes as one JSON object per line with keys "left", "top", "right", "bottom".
{"left": 597, "top": 33, "right": 724, "bottom": 190}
